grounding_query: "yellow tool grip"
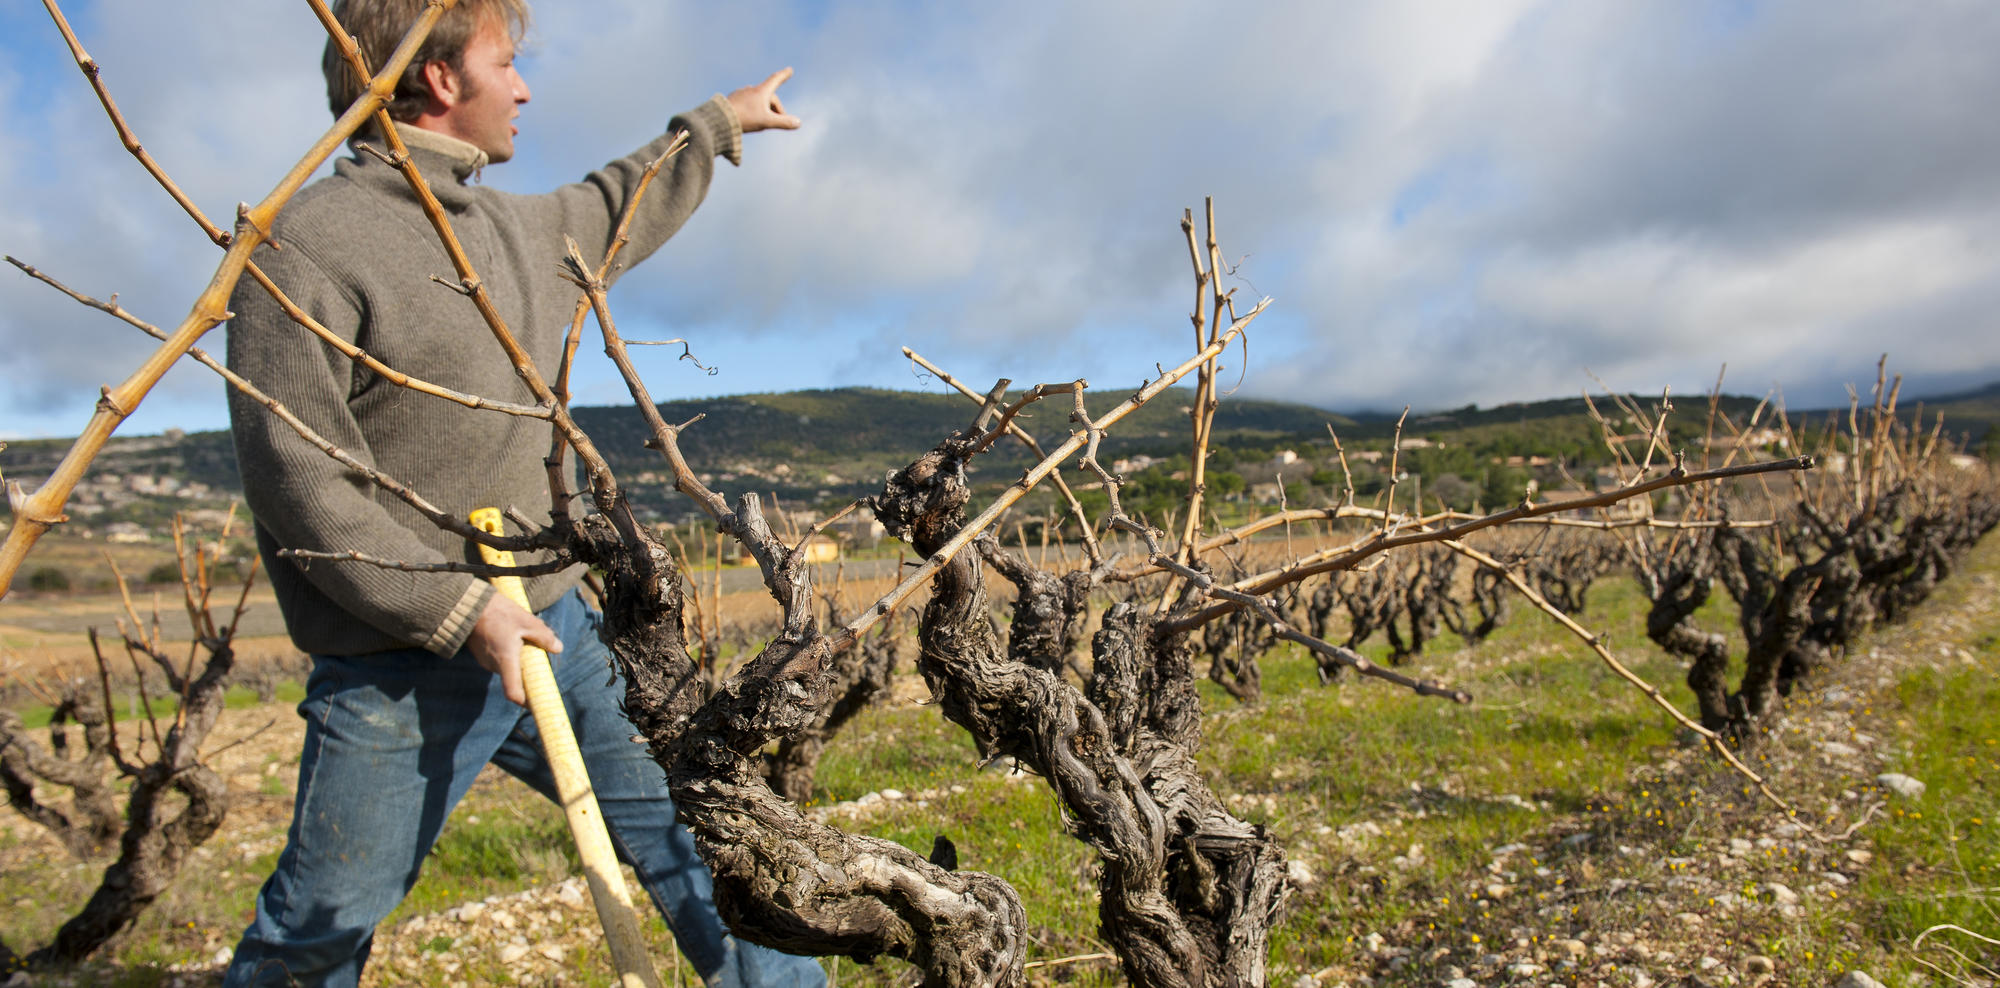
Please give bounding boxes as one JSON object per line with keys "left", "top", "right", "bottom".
{"left": 470, "top": 508, "right": 662, "bottom": 988}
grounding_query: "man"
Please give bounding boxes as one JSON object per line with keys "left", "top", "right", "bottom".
{"left": 221, "top": 2, "right": 821, "bottom": 985}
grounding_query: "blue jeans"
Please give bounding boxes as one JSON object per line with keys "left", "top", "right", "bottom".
{"left": 224, "top": 589, "right": 825, "bottom": 988}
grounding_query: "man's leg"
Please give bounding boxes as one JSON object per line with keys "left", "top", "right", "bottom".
{"left": 223, "top": 646, "right": 526, "bottom": 988}
{"left": 491, "top": 590, "right": 826, "bottom": 988}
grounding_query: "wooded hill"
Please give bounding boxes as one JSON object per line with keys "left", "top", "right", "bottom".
{"left": 4, "top": 383, "right": 1995, "bottom": 526}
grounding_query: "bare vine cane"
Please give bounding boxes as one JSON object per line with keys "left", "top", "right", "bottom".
{"left": 469, "top": 508, "right": 664, "bottom": 988}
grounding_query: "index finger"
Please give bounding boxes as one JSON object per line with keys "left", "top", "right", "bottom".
{"left": 761, "top": 66, "right": 794, "bottom": 92}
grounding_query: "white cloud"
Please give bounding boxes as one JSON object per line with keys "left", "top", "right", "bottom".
{"left": 3, "top": 0, "right": 1997, "bottom": 439}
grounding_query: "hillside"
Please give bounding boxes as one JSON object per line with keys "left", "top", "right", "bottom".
{"left": 5, "top": 383, "right": 1995, "bottom": 533}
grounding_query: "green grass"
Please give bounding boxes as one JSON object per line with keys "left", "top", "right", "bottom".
{"left": 12, "top": 680, "right": 305, "bottom": 729}
{"left": 388, "top": 788, "right": 582, "bottom": 922}
{"left": 3, "top": 533, "right": 1997, "bottom": 984}
{"left": 1858, "top": 660, "right": 2000, "bottom": 982}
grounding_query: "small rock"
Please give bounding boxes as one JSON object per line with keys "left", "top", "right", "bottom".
{"left": 1286, "top": 859, "right": 1315, "bottom": 887}
{"left": 1555, "top": 938, "right": 1587, "bottom": 957}
{"left": 1877, "top": 773, "right": 1926, "bottom": 798}
{"left": 1675, "top": 911, "right": 1704, "bottom": 926}
{"left": 1819, "top": 741, "right": 1860, "bottom": 757}
{"left": 1361, "top": 932, "right": 1387, "bottom": 955}
{"left": 855, "top": 791, "right": 882, "bottom": 806}
{"left": 1483, "top": 883, "right": 1510, "bottom": 900}
{"left": 1290, "top": 976, "right": 1315, "bottom": 988}
{"left": 1445, "top": 980, "right": 1477, "bottom": 988}
{"left": 1631, "top": 972, "right": 1655, "bottom": 988}
{"left": 212, "top": 947, "right": 234, "bottom": 965}
{"left": 1834, "top": 973, "right": 1887, "bottom": 988}
{"left": 1847, "top": 849, "right": 1874, "bottom": 865}
{"left": 557, "top": 883, "right": 586, "bottom": 911}
{"left": 497, "top": 943, "right": 529, "bottom": 964}
{"left": 457, "top": 901, "right": 486, "bottom": 922}
{"left": 1765, "top": 882, "right": 1799, "bottom": 905}
{"left": 1728, "top": 837, "right": 1754, "bottom": 854}
{"left": 1745, "top": 954, "right": 1776, "bottom": 974}
{"left": 1506, "top": 962, "right": 1544, "bottom": 977}
{"left": 880, "top": 788, "right": 905, "bottom": 801}
{"left": 1699, "top": 956, "right": 1722, "bottom": 970}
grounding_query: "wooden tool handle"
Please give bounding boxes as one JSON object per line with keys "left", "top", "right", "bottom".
{"left": 471, "top": 508, "right": 662, "bottom": 988}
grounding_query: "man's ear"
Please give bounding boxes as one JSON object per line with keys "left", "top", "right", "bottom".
{"left": 421, "top": 58, "right": 462, "bottom": 113}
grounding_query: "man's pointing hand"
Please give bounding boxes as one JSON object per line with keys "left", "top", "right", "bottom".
{"left": 728, "top": 67, "right": 801, "bottom": 133}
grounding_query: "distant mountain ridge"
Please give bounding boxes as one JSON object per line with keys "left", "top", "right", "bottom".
{"left": 5, "top": 383, "right": 1994, "bottom": 521}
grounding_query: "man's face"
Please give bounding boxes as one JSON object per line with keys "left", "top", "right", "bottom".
{"left": 435, "top": 17, "right": 530, "bottom": 162}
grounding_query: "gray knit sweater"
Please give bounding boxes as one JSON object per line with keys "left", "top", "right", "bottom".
{"left": 227, "top": 97, "right": 740, "bottom": 658}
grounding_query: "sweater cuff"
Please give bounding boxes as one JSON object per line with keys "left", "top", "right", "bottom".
{"left": 702, "top": 93, "right": 744, "bottom": 167}
{"left": 424, "top": 580, "right": 494, "bottom": 657}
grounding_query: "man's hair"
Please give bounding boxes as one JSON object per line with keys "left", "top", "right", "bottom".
{"left": 321, "top": 0, "right": 530, "bottom": 122}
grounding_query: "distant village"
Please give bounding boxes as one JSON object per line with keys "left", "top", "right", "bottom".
{"left": 58, "top": 470, "right": 234, "bottom": 543}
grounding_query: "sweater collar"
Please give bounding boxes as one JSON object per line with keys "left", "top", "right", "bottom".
{"left": 395, "top": 125, "right": 490, "bottom": 175}
{"left": 343, "top": 123, "right": 490, "bottom": 211}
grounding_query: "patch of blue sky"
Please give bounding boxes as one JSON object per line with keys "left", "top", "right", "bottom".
{"left": 1388, "top": 153, "right": 1500, "bottom": 230}
{"left": 1696, "top": 0, "right": 1762, "bottom": 39}
{"left": 2, "top": 4, "right": 97, "bottom": 163}
{"left": 785, "top": 0, "right": 835, "bottom": 34}
{"left": 1, "top": 0, "right": 99, "bottom": 102}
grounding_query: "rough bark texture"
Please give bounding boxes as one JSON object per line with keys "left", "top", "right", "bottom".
{"left": 580, "top": 510, "right": 1029, "bottom": 986}
{"left": 1713, "top": 524, "right": 1831, "bottom": 728}
{"left": 873, "top": 436, "right": 1288, "bottom": 988}
{"left": 1636, "top": 477, "right": 2000, "bottom": 744}
{"left": 765, "top": 611, "right": 900, "bottom": 804}
{"left": 1640, "top": 543, "right": 1736, "bottom": 735}
{"left": 0, "top": 695, "right": 121, "bottom": 859}
{"left": 41, "top": 762, "right": 229, "bottom": 962}
{"left": 29, "top": 632, "right": 237, "bottom": 965}
{"left": 980, "top": 537, "right": 1093, "bottom": 681}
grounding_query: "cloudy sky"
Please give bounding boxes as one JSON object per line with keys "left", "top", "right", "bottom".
{"left": 3, "top": 0, "right": 1997, "bottom": 440}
